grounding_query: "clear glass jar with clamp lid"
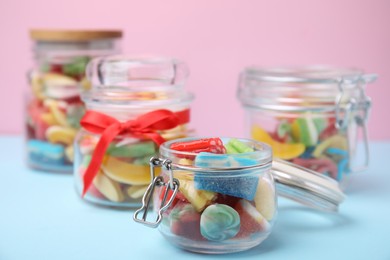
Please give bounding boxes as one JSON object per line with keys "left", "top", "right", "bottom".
{"left": 237, "top": 66, "right": 377, "bottom": 187}
{"left": 133, "top": 137, "right": 344, "bottom": 254}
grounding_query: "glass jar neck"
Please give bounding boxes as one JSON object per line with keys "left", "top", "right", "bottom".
{"left": 238, "top": 66, "right": 376, "bottom": 112}
{"left": 33, "top": 39, "right": 121, "bottom": 64}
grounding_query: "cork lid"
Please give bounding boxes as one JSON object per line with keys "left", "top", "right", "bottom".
{"left": 30, "top": 29, "right": 123, "bottom": 42}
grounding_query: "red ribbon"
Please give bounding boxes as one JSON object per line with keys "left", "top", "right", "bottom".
{"left": 80, "top": 109, "right": 190, "bottom": 197}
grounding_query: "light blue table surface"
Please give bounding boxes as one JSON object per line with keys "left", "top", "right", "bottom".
{"left": 1, "top": 136, "right": 390, "bottom": 260}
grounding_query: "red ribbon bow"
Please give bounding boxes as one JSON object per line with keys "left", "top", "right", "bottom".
{"left": 80, "top": 109, "right": 190, "bottom": 197}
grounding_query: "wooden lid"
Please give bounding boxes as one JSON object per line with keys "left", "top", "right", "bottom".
{"left": 30, "top": 29, "right": 123, "bottom": 42}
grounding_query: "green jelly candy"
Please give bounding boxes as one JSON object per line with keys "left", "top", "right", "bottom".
{"left": 62, "top": 57, "right": 90, "bottom": 76}
{"left": 133, "top": 155, "right": 154, "bottom": 165}
{"left": 226, "top": 138, "right": 254, "bottom": 154}
{"left": 106, "top": 141, "right": 156, "bottom": 158}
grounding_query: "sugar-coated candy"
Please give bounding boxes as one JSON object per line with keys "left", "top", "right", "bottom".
{"left": 194, "top": 153, "right": 259, "bottom": 200}
{"left": 234, "top": 200, "right": 270, "bottom": 238}
{"left": 101, "top": 156, "right": 156, "bottom": 185}
{"left": 170, "top": 202, "right": 204, "bottom": 241}
{"left": 200, "top": 204, "right": 240, "bottom": 241}
{"left": 252, "top": 125, "right": 305, "bottom": 160}
{"left": 27, "top": 139, "right": 65, "bottom": 165}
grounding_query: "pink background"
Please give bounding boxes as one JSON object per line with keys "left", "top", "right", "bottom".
{"left": 0, "top": 0, "right": 389, "bottom": 139}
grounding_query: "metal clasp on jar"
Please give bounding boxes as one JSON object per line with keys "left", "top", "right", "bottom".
{"left": 133, "top": 157, "right": 180, "bottom": 228}
{"left": 335, "top": 74, "right": 376, "bottom": 172}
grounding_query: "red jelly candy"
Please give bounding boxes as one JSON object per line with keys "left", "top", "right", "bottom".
{"left": 170, "top": 201, "right": 204, "bottom": 241}
{"left": 235, "top": 200, "right": 269, "bottom": 238}
{"left": 49, "top": 64, "right": 63, "bottom": 74}
{"left": 170, "top": 138, "right": 225, "bottom": 153}
{"left": 159, "top": 185, "right": 187, "bottom": 211}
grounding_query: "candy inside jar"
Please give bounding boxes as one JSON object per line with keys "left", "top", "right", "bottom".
{"left": 74, "top": 55, "right": 194, "bottom": 207}
{"left": 134, "top": 137, "right": 344, "bottom": 254}
{"left": 238, "top": 66, "right": 377, "bottom": 186}
{"left": 26, "top": 30, "right": 122, "bottom": 172}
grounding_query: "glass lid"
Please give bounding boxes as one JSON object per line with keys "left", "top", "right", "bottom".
{"left": 272, "top": 158, "right": 345, "bottom": 212}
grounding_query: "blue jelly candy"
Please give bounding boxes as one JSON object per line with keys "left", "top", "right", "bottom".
{"left": 194, "top": 153, "right": 259, "bottom": 200}
{"left": 27, "top": 139, "right": 65, "bottom": 165}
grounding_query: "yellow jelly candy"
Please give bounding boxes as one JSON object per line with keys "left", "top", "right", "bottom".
{"left": 101, "top": 156, "right": 160, "bottom": 185}
{"left": 93, "top": 170, "right": 124, "bottom": 202}
{"left": 46, "top": 126, "right": 77, "bottom": 145}
{"left": 40, "top": 113, "right": 57, "bottom": 126}
{"left": 44, "top": 99, "right": 68, "bottom": 127}
{"left": 254, "top": 178, "right": 276, "bottom": 221}
{"left": 178, "top": 179, "right": 216, "bottom": 212}
{"left": 65, "top": 145, "right": 74, "bottom": 162}
{"left": 251, "top": 125, "right": 305, "bottom": 160}
{"left": 313, "top": 135, "right": 348, "bottom": 158}
{"left": 126, "top": 185, "right": 149, "bottom": 199}
{"left": 31, "top": 72, "right": 45, "bottom": 100}
{"left": 42, "top": 73, "right": 78, "bottom": 87}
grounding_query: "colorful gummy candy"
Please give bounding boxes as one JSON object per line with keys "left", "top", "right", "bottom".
{"left": 76, "top": 125, "right": 190, "bottom": 206}
{"left": 251, "top": 113, "right": 349, "bottom": 180}
{"left": 26, "top": 57, "right": 90, "bottom": 171}
{"left": 157, "top": 138, "right": 275, "bottom": 246}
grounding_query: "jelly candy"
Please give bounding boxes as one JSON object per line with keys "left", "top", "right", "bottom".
{"left": 93, "top": 170, "right": 125, "bottom": 202}
{"left": 292, "top": 157, "right": 338, "bottom": 179}
{"left": 170, "top": 202, "right": 204, "bottom": 241}
{"left": 106, "top": 141, "right": 156, "bottom": 158}
{"left": 101, "top": 156, "right": 156, "bottom": 185}
{"left": 126, "top": 185, "right": 149, "bottom": 199}
{"left": 312, "top": 135, "right": 348, "bottom": 158}
{"left": 27, "top": 140, "right": 65, "bottom": 165}
{"left": 200, "top": 204, "right": 240, "bottom": 241}
{"left": 194, "top": 153, "right": 259, "bottom": 200}
{"left": 234, "top": 200, "right": 270, "bottom": 238}
{"left": 170, "top": 137, "right": 225, "bottom": 153}
{"left": 252, "top": 125, "right": 305, "bottom": 160}
{"left": 291, "top": 117, "right": 320, "bottom": 146}
{"left": 253, "top": 178, "right": 275, "bottom": 221}
{"left": 225, "top": 138, "right": 254, "bottom": 154}
{"left": 45, "top": 126, "right": 77, "bottom": 145}
{"left": 26, "top": 70, "right": 85, "bottom": 172}
{"left": 177, "top": 179, "right": 216, "bottom": 212}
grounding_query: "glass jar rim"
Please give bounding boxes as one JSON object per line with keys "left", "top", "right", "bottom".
{"left": 160, "top": 137, "right": 273, "bottom": 169}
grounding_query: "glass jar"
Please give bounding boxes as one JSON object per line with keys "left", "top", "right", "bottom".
{"left": 26, "top": 29, "right": 122, "bottom": 172}
{"left": 237, "top": 66, "right": 377, "bottom": 186}
{"left": 74, "top": 55, "right": 194, "bottom": 207}
{"left": 134, "top": 137, "right": 344, "bottom": 254}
